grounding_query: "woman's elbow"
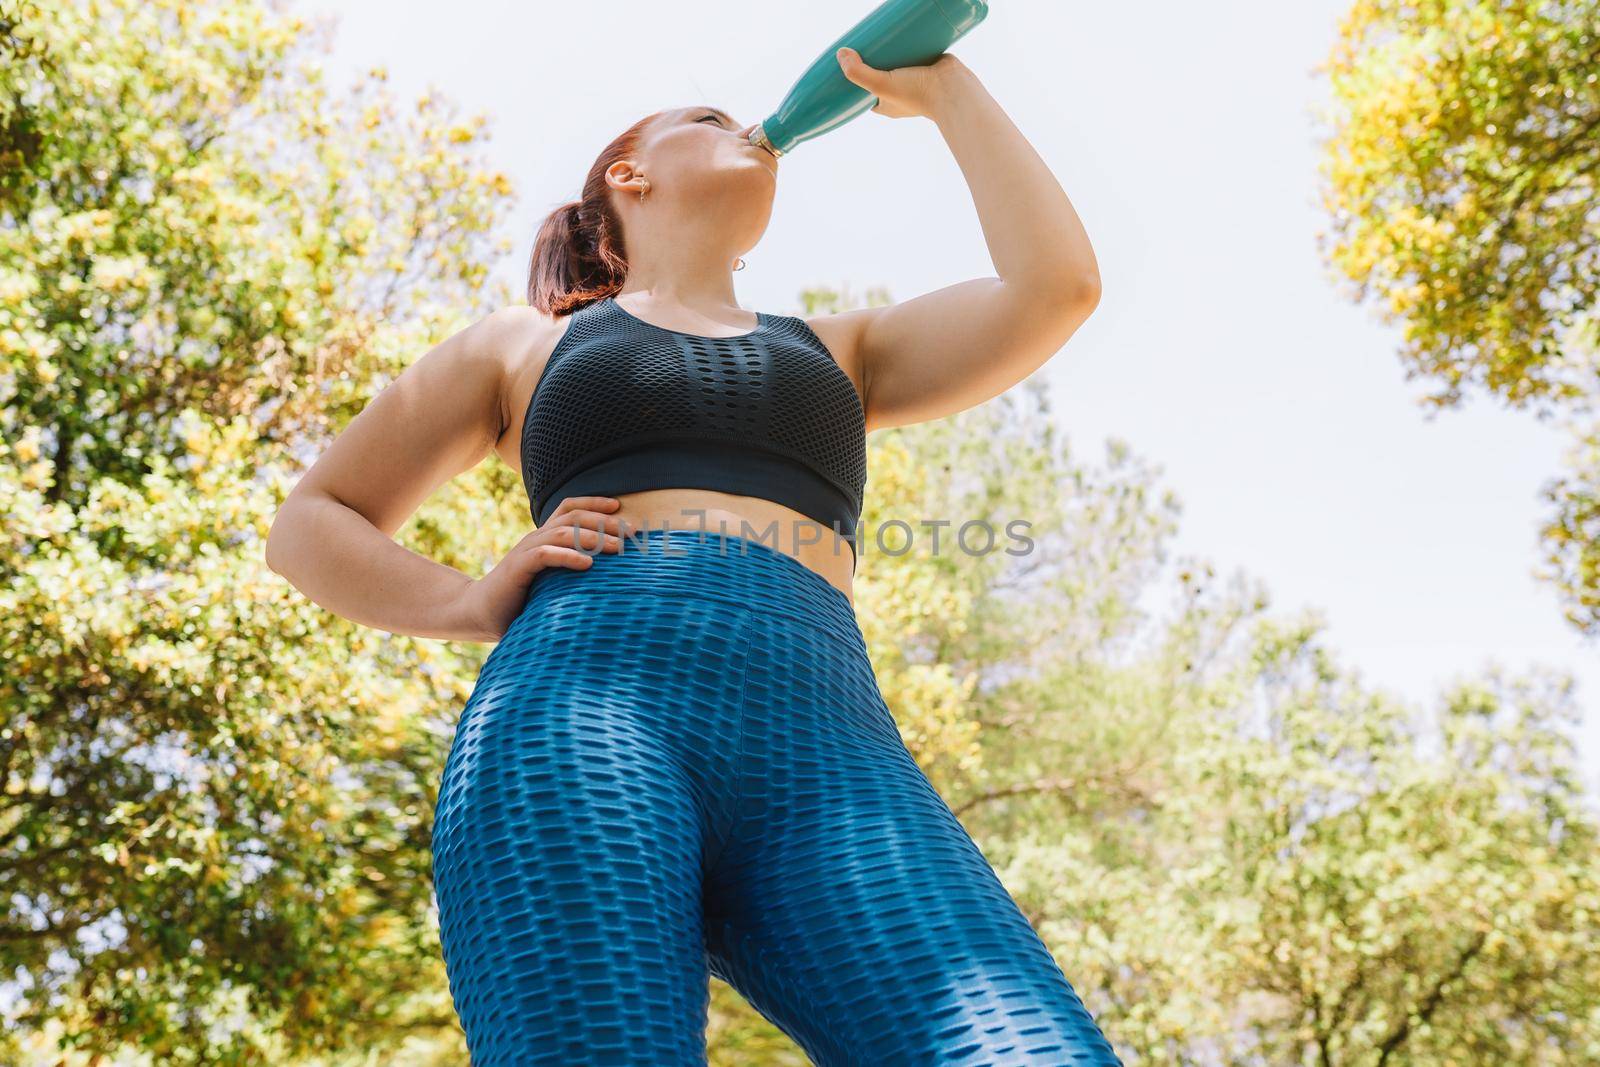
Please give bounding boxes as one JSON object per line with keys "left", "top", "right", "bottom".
{"left": 1035, "top": 273, "right": 1100, "bottom": 333}
{"left": 1068, "top": 271, "right": 1101, "bottom": 314}
{"left": 264, "top": 511, "right": 290, "bottom": 576}
{"left": 1037, "top": 270, "right": 1101, "bottom": 322}
{"left": 264, "top": 498, "right": 310, "bottom": 577}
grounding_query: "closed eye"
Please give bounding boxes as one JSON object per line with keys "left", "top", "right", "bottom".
{"left": 697, "top": 114, "right": 724, "bottom": 125}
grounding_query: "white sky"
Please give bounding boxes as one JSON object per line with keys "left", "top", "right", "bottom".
{"left": 300, "top": 0, "right": 1599, "bottom": 795}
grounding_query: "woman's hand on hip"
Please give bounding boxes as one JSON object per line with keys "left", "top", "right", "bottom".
{"left": 454, "top": 495, "right": 624, "bottom": 642}
{"left": 835, "top": 46, "right": 971, "bottom": 121}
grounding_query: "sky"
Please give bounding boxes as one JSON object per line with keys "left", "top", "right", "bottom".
{"left": 297, "top": 0, "right": 1599, "bottom": 794}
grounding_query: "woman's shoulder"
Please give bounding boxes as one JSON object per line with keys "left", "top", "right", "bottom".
{"left": 476, "top": 304, "right": 580, "bottom": 380}
{"left": 479, "top": 303, "right": 571, "bottom": 345}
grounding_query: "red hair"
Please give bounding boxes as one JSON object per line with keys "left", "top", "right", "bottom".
{"left": 526, "top": 110, "right": 669, "bottom": 316}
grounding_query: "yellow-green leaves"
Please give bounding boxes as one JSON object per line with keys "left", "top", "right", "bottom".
{"left": 2, "top": 0, "right": 514, "bottom": 1061}
{"left": 1317, "top": 0, "right": 1600, "bottom": 633}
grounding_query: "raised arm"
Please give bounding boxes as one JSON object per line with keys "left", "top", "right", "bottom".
{"left": 265, "top": 306, "right": 540, "bottom": 641}
{"left": 819, "top": 50, "right": 1101, "bottom": 434}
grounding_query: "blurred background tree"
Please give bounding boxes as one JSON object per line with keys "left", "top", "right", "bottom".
{"left": 1315, "top": 0, "right": 1600, "bottom": 634}
{"left": 4, "top": 0, "right": 1598, "bottom": 1064}
{"left": 1, "top": 0, "right": 518, "bottom": 1059}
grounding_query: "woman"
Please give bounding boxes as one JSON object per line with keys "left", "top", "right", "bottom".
{"left": 266, "top": 46, "right": 1114, "bottom": 1067}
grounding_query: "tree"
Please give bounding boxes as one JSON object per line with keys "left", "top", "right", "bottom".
{"left": 1, "top": 0, "right": 514, "bottom": 1060}
{"left": 1315, "top": 0, "right": 1600, "bottom": 632}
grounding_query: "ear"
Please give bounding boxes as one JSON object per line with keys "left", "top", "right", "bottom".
{"left": 603, "top": 160, "right": 643, "bottom": 195}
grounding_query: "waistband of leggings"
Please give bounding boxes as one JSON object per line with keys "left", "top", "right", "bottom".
{"left": 525, "top": 528, "right": 860, "bottom": 638}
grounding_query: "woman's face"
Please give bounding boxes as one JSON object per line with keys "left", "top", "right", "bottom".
{"left": 618, "top": 106, "right": 776, "bottom": 213}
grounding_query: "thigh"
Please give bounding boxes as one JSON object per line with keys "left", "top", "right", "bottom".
{"left": 706, "top": 652, "right": 1121, "bottom": 1067}
{"left": 432, "top": 598, "right": 716, "bottom": 1066}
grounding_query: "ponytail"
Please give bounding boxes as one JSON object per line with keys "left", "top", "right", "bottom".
{"left": 526, "top": 111, "right": 665, "bottom": 316}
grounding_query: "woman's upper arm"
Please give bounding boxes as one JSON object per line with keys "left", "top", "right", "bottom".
{"left": 806, "top": 279, "right": 1096, "bottom": 434}
{"left": 285, "top": 306, "right": 547, "bottom": 538}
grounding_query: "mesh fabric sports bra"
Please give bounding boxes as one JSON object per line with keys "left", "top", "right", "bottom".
{"left": 519, "top": 295, "right": 868, "bottom": 568}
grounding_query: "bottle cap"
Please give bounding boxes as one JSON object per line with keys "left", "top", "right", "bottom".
{"left": 748, "top": 124, "right": 784, "bottom": 158}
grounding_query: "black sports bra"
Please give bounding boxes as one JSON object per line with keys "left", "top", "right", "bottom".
{"left": 519, "top": 296, "right": 868, "bottom": 568}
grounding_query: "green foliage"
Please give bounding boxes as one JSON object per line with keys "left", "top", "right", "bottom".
{"left": 1, "top": 0, "right": 515, "bottom": 1061}
{"left": 1539, "top": 420, "right": 1600, "bottom": 632}
{"left": 1317, "top": 0, "right": 1598, "bottom": 411}
{"left": 1315, "top": 0, "right": 1600, "bottom": 632}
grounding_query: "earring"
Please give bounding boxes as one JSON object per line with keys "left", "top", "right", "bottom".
{"left": 638, "top": 177, "right": 649, "bottom": 201}
{"left": 734, "top": 257, "right": 747, "bottom": 271}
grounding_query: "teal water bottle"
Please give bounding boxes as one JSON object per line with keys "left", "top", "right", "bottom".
{"left": 748, "top": 0, "right": 990, "bottom": 158}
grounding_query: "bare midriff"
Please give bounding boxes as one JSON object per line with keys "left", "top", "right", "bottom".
{"left": 604, "top": 488, "right": 855, "bottom": 607}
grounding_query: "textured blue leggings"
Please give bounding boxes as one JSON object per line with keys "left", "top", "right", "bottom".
{"left": 431, "top": 528, "right": 1122, "bottom": 1065}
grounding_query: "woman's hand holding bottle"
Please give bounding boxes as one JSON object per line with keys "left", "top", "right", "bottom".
{"left": 834, "top": 46, "right": 970, "bottom": 120}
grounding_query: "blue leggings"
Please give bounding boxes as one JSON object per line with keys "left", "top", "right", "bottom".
{"left": 432, "top": 528, "right": 1122, "bottom": 1065}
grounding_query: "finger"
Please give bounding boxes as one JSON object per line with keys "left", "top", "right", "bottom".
{"left": 546, "top": 497, "right": 620, "bottom": 527}
{"left": 521, "top": 524, "right": 606, "bottom": 564}
{"left": 543, "top": 509, "right": 629, "bottom": 537}
{"left": 552, "top": 523, "right": 626, "bottom": 552}
{"left": 549, "top": 495, "right": 621, "bottom": 519}
{"left": 835, "top": 46, "right": 883, "bottom": 90}
{"left": 535, "top": 509, "right": 620, "bottom": 537}
{"left": 529, "top": 543, "right": 597, "bottom": 571}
